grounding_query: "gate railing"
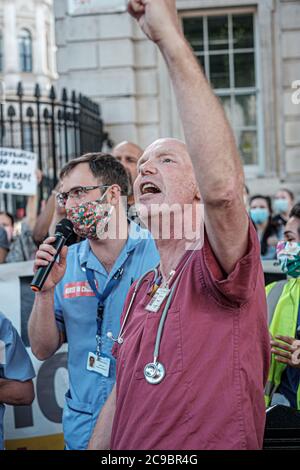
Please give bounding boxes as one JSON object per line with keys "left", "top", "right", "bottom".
{"left": 0, "top": 81, "right": 109, "bottom": 212}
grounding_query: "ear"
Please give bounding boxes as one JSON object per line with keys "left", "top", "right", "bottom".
{"left": 106, "top": 184, "right": 121, "bottom": 206}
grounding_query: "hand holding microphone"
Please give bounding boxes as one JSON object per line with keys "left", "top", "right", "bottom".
{"left": 31, "top": 219, "right": 74, "bottom": 292}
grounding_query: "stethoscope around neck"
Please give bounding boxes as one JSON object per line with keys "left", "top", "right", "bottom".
{"left": 107, "top": 268, "right": 179, "bottom": 385}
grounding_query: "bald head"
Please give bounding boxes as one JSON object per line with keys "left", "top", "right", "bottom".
{"left": 141, "top": 138, "right": 195, "bottom": 175}
{"left": 134, "top": 137, "right": 200, "bottom": 212}
{"left": 143, "top": 138, "right": 188, "bottom": 158}
{"left": 112, "top": 141, "right": 143, "bottom": 184}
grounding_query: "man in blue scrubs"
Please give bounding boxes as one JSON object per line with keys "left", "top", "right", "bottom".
{"left": 0, "top": 311, "right": 35, "bottom": 449}
{"left": 28, "top": 153, "right": 159, "bottom": 449}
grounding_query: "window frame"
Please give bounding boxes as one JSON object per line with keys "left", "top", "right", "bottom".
{"left": 0, "top": 32, "right": 3, "bottom": 72}
{"left": 18, "top": 28, "right": 33, "bottom": 73}
{"left": 158, "top": 7, "right": 265, "bottom": 177}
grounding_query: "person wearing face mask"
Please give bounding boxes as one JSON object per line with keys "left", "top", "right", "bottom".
{"left": 265, "top": 203, "right": 300, "bottom": 409}
{"left": 28, "top": 153, "right": 159, "bottom": 450}
{"left": 249, "top": 195, "right": 281, "bottom": 260}
{"left": 273, "top": 189, "right": 295, "bottom": 239}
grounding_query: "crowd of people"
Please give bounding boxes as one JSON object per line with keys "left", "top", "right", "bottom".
{"left": 0, "top": 0, "right": 300, "bottom": 451}
{"left": 0, "top": 182, "right": 295, "bottom": 267}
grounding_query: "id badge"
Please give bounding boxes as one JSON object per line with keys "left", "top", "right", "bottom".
{"left": 145, "top": 287, "right": 170, "bottom": 313}
{"left": 87, "top": 352, "right": 110, "bottom": 377}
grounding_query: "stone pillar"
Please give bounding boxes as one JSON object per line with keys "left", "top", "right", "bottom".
{"left": 35, "top": 3, "right": 47, "bottom": 76}
{"left": 3, "top": 0, "right": 19, "bottom": 90}
{"left": 48, "top": 12, "right": 58, "bottom": 78}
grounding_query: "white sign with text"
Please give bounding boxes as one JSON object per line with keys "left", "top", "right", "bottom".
{"left": 0, "top": 148, "right": 37, "bottom": 196}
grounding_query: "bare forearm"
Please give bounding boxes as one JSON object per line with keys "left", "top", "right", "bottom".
{"left": 26, "top": 195, "right": 39, "bottom": 231}
{"left": 0, "top": 379, "right": 34, "bottom": 406}
{"left": 88, "top": 385, "right": 116, "bottom": 450}
{"left": 32, "top": 194, "right": 55, "bottom": 244}
{"left": 159, "top": 36, "right": 243, "bottom": 202}
{"left": 28, "top": 289, "right": 61, "bottom": 360}
{"left": 159, "top": 32, "right": 248, "bottom": 273}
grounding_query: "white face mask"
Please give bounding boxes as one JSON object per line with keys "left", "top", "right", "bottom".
{"left": 274, "top": 198, "right": 289, "bottom": 214}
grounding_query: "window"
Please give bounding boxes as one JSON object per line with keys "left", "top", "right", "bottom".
{"left": 46, "top": 32, "right": 50, "bottom": 72}
{"left": 183, "top": 13, "right": 260, "bottom": 167}
{"left": 18, "top": 29, "right": 32, "bottom": 72}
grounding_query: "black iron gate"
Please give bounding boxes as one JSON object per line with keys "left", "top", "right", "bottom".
{"left": 0, "top": 81, "right": 109, "bottom": 213}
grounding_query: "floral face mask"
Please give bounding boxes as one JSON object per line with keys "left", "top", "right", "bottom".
{"left": 66, "top": 190, "right": 114, "bottom": 240}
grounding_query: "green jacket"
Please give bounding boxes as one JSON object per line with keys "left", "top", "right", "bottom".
{"left": 265, "top": 278, "right": 300, "bottom": 408}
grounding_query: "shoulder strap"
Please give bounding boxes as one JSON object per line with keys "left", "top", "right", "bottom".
{"left": 267, "top": 280, "right": 289, "bottom": 326}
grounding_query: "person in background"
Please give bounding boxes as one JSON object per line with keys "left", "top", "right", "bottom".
{"left": 250, "top": 195, "right": 281, "bottom": 260}
{"left": 0, "top": 311, "right": 35, "bottom": 450}
{"left": 32, "top": 188, "right": 58, "bottom": 246}
{"left": 0, "top": 170, "right": 43, "bottom": 263}
{"left": 112, "top": 141, "right": 143, "bottom": 218}
{"left": 112, "top": 141, "right": 142, "bottom": 191}
{"left": 0, "top": 210, "right": 37, "bottom": 263}
{"left": 273, "top": 188, "right": 295, "bottom": 239}
{"left": 33, "top": 181, "right": 80, "bottom": 247}
{"left": 0, "top": 227, "right": 9, "bottom": 264}
{"left": 265, "top": 203, "right": 300, "bottom": 409}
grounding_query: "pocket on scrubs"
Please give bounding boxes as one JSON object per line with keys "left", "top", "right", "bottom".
{"left": 134, "top": 307, "right": 183, "bottom": 380}
{"left": 63, "top": 390, "right": 93, "bottom": 450}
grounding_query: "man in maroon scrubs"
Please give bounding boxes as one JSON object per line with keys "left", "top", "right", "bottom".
{"left": 89, "top": 0, "right": 270, "bottom": 450}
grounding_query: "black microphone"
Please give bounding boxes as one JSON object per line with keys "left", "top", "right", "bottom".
{"left": 30, "top": 218, "right": 74, "bottom": 292}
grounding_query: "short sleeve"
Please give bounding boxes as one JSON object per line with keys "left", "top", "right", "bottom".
{"left": 54, "top": 286, "right": 66, "bottom": 335}
{"left": 0, "top": 317, "right": 35, "bottom": 381}
{"left": 201, "top": 220, "right": 261, "bottom": 306}
{"left": 0, "top": 227, "right": 9, "bottom": 251}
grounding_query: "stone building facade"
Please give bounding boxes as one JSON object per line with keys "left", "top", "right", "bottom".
{"left": 55, "top": 0, "right": 300, "bottom": 195}
{"left": 0, "top": 0, "right": 57, "bottom": 95}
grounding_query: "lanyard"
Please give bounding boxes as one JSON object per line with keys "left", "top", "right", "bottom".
{"left": 86, "top": 260, "right": 127, "bottom": 357}
{"left": 108, "top": 241, "right": 201, "bottom": 384}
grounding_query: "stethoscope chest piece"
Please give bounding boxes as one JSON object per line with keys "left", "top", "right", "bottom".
{"left": 144, "top": 361, "right": 166, "bottom": 385}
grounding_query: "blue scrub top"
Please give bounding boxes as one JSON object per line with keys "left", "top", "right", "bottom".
{"left": 0, "top": 312, "right": 35, "bottom": 450}
{"left": 54, "top": 222, "right": 160, "bottom": 450}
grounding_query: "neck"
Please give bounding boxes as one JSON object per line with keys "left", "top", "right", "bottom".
{"left": 89, "top": 209, "right": 129, "bottom": 273}
{"left": 257, "top": 220, "right": 268, "bottom": 232}
{"left": 89, "top": 235, "right": 128, "bottom": 273}
{"left": 156, "top": 238, "right": 193, "bottom": 281}
{"left": 148, "top": 203, "right": 202, "bottom": 280}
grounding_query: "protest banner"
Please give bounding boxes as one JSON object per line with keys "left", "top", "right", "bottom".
{"left": 0, "top": 148, "right": 37, "bottom": 196}
{"left": 0, "top": 261, "right": 67, "bottom": 450}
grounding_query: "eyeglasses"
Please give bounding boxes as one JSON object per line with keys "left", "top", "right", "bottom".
{"left": 56, "top": 185, "right": 109, "bottom": 207}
